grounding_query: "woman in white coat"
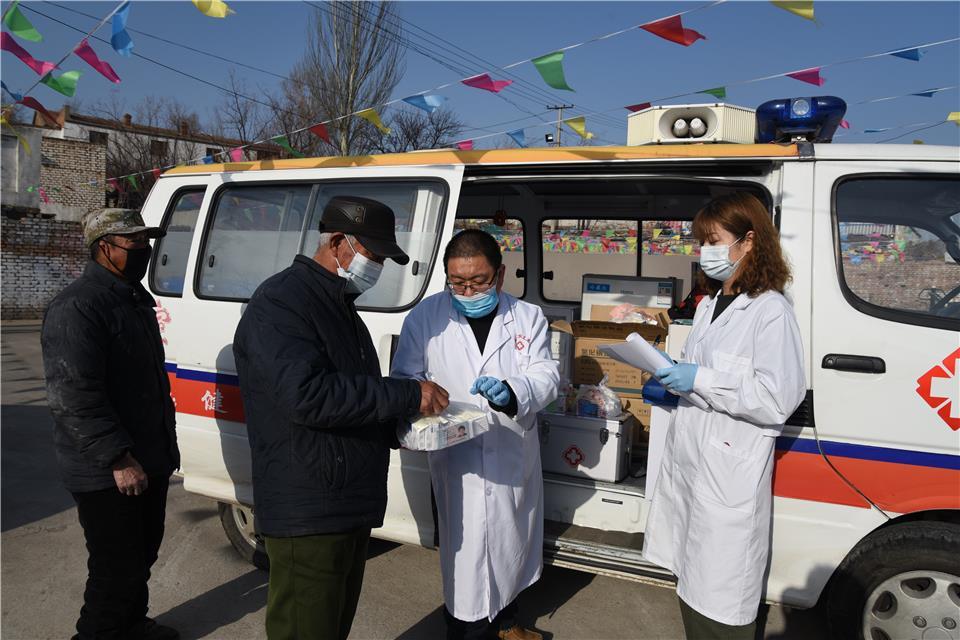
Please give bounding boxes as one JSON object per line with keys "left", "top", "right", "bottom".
{"left": 644, "top": 192, "right": 806, "bottom": 639}
{"left": 392, "top": 230, "right": 559, "bottom": 640}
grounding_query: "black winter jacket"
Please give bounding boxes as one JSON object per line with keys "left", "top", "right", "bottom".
{"left": 233, "top": 256, "right": 421, "bottom": 537}
{"left": 42, "top": 261, "right": 179, "bottom": 492}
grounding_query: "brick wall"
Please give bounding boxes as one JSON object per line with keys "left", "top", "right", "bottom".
{"left": 39, "top": 137, "right": 105, "bottom": 222}
{"left": 845, "top": 260, "right": 958, "bottom": 313}
{"left": 1, "top": 215, "right": 87, "bottom": 320}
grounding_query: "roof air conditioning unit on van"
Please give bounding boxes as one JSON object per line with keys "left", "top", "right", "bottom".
{"left": 626, "top": 103, "right": 756, "bottom": 145}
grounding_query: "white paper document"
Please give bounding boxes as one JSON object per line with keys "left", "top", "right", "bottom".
{"left": 599, "top": 333, "right": 710, "bottom": 410}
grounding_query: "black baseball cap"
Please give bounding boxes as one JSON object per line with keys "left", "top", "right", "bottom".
{"left": 318, "top": 196, "right": 409, "bottom": 265}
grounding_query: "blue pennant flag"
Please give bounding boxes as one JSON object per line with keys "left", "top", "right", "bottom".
{"left": 1, "top": 81, "right": 23, "bottom": 102}
{"left": 111, "top": 2, "right": 134, "bottom": 57}
{"left": 507, "top": 129, "right": 527, "bottom": 148}
{"left": 201, "top": 155, "right": 214, "bottom": 164}
{"left": 402, "top": 94, "right": 447, "bottom": 114}
{"left": 912, "top": 88, "right": 943, "bottom": 98}
{"left": 864, "top": 128, "right": 892, "bottom": 134}
{"left": 890, "top": 48, "right": 924, "bottom": 62}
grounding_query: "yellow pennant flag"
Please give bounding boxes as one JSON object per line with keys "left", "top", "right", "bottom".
{"left": 357, "top": 108, "right": 391, "bottom": 135}
{"left": 563, "top": 116, "right": 595, "bottom": 140}
{"left": 0, "top": 115, "right": 31, "bottom": 154}
{"left": 948, "top": 112, "right": 960, "bottom": 126}
{"left": 771, "top": 1, "right": 815, "bottom": 21}
{"left": 192, "top": 0, "right": 235, "bottom": 18}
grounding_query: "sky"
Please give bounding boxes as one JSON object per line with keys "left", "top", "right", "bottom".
{"left": 2, "top": 0, "right": 959, "bottom": 148}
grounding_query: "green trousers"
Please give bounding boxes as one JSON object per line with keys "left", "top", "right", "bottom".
{"left": 264, "top": 529, "right": 371, "bottom": 640}
{"left": 679, "top": 598, "right": 758, "bottom": 640}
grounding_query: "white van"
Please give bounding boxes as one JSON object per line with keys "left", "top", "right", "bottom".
{"left": 141, "top": 123, "right": 959, "bottom": 639}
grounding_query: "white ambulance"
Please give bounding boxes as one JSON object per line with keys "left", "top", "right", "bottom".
{"left": 141, "top": 100, "right": 959, "bottom": 640}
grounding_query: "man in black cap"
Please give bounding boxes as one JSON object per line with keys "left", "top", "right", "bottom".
{"left": 42, "top": 209, "right": 180, "bottom": 640}
{"left": 233, "top": 195, "right": 450, "bottom": 640}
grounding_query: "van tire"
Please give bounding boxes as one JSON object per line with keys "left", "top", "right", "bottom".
{"left": 825, "top": 520, "right": 960, "bottom": 640}
{"left": 218, "top": 502, "right": 269, "bottom": 571}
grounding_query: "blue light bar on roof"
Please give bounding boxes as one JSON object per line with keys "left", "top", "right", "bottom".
{"left": 755, "top": 96, "right": 847, "bottom": 143}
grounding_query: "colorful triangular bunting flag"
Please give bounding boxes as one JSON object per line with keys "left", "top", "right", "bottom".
{"left": 462, "top": 73, "right": 513, "bottom": 93}
{"left": 455, "top": 140, "right": 474, "bottom": 151}
{"left": 1, "top": 80, "right": 23, "bottom": 102}
{"left": 1, "top": 33, "right": 56, "bottom": 76}
{"left": 3, "top": 0, "right": 43, "bottom": 42}
{"left": 272, "top": 135, "right": 306, "bottom": 157}
{"left": 39, "top": 70, "right": 81, "bottom": 97}
{"left": 192, "top": 0, "right": 235, "bottom": 18}
{"left": 786, "top": 67, "right": 825, "bottom": 86}
{"left": 640, "top": 15, "right": 705, "bottom": 47}
{"left": 625, "top": 102, "right": 652, "bottom": 112}
{"left": 531, "top": 51, "right": 574, "bottom": 91}
{"left": 17, "top": 96, "right": 59, "bottom": 125}
{"left": 948, "top": 112, "right": 960, "bottom": 126}
{"left": 309, "top": 123, "right": 332, "bottom": 145}
{"left": 891, "top": 48, "right": 924, "bottom": 62}
{"left": 771, "top": 1, "right": 815, "bottom": 21}
{"left": 402, "top": 94, "right": 447, "bottom": 114}
{"left": 74, "top": 39, "right": 121, "bottom": 84}
{"left": 507, "top": 129, "right": 526, "bottom": 147}
{"left": 357, "top": 109, "right": 390, "bottom": 135}
{"left": 228, "top": 148, "right": 245, "bottom": 162}
{"left": 563, "top": 116, "right": 595, "bottom": 140}
{"left": 700, "top": 87, "right": 727, "bottom": 99}
{"left": 111, "top": 1, "right": 133, "bottom": 57}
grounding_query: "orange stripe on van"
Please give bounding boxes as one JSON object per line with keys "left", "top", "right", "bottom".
{"left": 161, "top": 144, "right": 801, "bottom": 175}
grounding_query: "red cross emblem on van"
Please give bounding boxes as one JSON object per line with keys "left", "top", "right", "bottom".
{"left": 916, "top": 347, "right": 960, "bottom": 431}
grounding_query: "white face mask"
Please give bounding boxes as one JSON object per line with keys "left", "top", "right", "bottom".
{"left": 335, "top": 236, "right": 383, "bottom": 294}
{"left": 699, "top": 237, "right": 743, "bottom": 282}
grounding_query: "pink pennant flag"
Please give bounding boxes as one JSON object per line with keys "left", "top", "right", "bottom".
{"left": 308, "top": 123, "right": 331, "bottom": 145}
{"left": 38, "top": 187, "right": 49, "bottom": 203}
{"left": 107, "top": 177, "right": 122, "bottom": 193}
{"left": 1, "top": 32, "right": 57, "bottom": 76}
{"left": 839, "top": 119, "right": 850, "bottom": 129}
{"left": 455, "top": 140, "right": 474, "bottom": 151}
{"left": 786, "top": 67, "right": 825, "bottom": 86}
{"left": 228, "top": 147, "right": 245, "bottom": 162}
{"left": 462, "top": 73, "right": 513, "bottom": 93}
{"left": 625, "top": 102, "right": 652, "bottom": 112}
{"left": 640, "top": 15, "right": 706, "bottom": 47}
{"left": 73, "top": 39, "right": 120, "bottom": 84}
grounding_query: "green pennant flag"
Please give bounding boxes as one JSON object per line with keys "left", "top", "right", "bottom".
{"left": 531, "top": 51, "right": 574, "bottom": 91}
{"left": 39, "top": 71, "right": 81, "bottom": 97}
{"left": 271, "top": 135, "right": 305, "bottom": 158}
{"left": 126, "top": 174, "right": 139, "bottom": 190}
{"left": 3, "top": 1, "right": 43, "bottom": 42}
{"left": 700, "top": 87, "right": 727, "bottom": 100}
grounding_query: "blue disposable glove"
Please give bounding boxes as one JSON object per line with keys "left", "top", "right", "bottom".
{"left": 470, "top": 376, "right": 512, "bottom": 406}
{"left": 654, "top": 363, "right": 699, "bottom": 393}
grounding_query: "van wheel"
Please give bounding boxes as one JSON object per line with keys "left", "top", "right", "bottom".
{"left": 825, "top": 521, "right": 960, "bottom": 640}
{"left": 218, "top": 502, "right": 269, "bottom": 571}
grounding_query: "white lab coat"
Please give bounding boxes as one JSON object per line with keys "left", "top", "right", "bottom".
{"left": 391, "top": 291, "right": 559, "bottom": 622}
{"left": 643, "top": 290, "right": 806, "bottom": 626}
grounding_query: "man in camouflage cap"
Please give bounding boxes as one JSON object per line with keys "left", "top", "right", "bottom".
{"left": 42, "top": 208, "right": 179, "bottom": 640}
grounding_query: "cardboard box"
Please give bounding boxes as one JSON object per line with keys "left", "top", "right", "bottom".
{"left": 550, "top": 318, "right": 669, "bottom": 396}
{"left": 581, "top": 275, "right": 679, "bottom": 321}
{"left": 620, "top": 391, "right": 652, "bottom": 429}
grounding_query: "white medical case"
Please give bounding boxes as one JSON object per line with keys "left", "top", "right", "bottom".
{"left": 538, "top": 412, "right": 636, "bottom": 482}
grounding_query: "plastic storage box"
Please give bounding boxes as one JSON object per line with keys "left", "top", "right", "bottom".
{"left": 538, "top": 412, "right": 637, "bottom": 482}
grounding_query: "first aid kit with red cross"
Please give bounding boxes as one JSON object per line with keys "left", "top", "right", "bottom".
{"left": 538, "top": 412, "right": 637, "bottom": 482}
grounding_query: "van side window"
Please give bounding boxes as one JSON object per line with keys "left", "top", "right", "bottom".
{"left": 835, "top": 176, "right": 960, "bottom": 329}
{"left": 151, "top": 189, "right": 205, "bottom": 296}
{"left": 641, "top": 220, "right": 701, "bottom": 299}
{"left": 454, "top": 218, "right": 525, "bottom": 298}
{"left": 541, "top": 219, "right": 639, "bottom": 302}
{"left": 198, "top": 185, "right": 311, "bottom": 300}
{"left": 300, "top": 181, "right": 446, "bottom": 311}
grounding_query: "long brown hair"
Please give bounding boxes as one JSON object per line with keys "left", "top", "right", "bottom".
{"left": 692, "top": 192, "right": 791, "bottom": 296}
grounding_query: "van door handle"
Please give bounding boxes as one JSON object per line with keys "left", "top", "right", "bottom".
{"left": 516, "top": 268, "right": 525, "bottom": 278}
{"left": 821, "top": 354, "right": 886, "bottom": 374}
{"left": 543, "top": 270, "right": 554, "bottom": 280}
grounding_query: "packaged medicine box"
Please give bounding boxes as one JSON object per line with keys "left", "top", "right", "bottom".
{"left": 538, "top": 412, "right": 636, "bottom": 483}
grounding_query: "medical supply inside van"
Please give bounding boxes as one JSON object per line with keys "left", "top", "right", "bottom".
{"left": 398, "top": 401, "right": 490, "bottom": 451}
{"left": 580, "top": 275, "right": 679, "bottom": 322}
{"left": 539, "top": 412, "right": 637, "bottom": 482}
{"left": 575, "top": 375, "right": 621, "bottom": 418}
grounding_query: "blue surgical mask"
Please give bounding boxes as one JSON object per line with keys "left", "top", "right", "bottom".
{"left": 335, "top": 236, "right": 383, "bottom": 294}
{"left": 699, "top": 237, "right": 743, "bottom": 282}
{"left": 451, "top": 288, "right": 499, "bottom": 318}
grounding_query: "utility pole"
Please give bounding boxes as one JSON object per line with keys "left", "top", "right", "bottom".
{"left": 547, "top": 104, "right": 574, "bottom": 147}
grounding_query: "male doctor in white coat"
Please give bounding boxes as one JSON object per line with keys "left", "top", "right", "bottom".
{"left": 392, "top": 230, "right": 559, "bottom": 640}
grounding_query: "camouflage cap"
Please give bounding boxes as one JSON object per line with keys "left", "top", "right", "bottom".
{"left": 82, "top": 208, "right": 165, "bottom": 247}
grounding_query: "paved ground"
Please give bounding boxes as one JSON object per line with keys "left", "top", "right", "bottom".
{"left": 1, "top": 322, "right": 826, "bottom": 639}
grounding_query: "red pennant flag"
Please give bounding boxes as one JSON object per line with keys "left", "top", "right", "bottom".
{"left": 461, "top": 73, "right": 513, "bottom": 93}
{"left": 16, "top": 96, "right": 59, "bottom": 125}
{"left": 152, "top": 168, "right": 162, "bottom": 179}
{"left": 625, "top": 102, "right": 652, "bottom": 112}
{"left": 839, "top": 120, "right": 850, "bottom": 129}
{"left": 786, "top": 67, "right": 825, "bottom": 86}
{"left": 38, "top": 187, "right": 50, "bottom": 203}
{"left": 73, "top": 39, "right": 121, "bottom": 84}
{"left": 107, "top": 178, "right": 123, "bottom": 193}
{"left": 0, "top": 32, "right": 57, "bottom": 76}
{"left": 640, "top": 15, "right": 705, "bottom": 47}
{"left": 308, "top": 123, "right": 331, "bottom": 145}
{"left": 455, "top": 140, "right": 474, "bottom": 151}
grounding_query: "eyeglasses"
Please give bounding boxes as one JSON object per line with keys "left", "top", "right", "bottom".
{"left": 447, "top": 274, "right": 497, "bottom": 295}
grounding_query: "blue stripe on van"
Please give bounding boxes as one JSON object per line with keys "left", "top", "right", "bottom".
{"left": 776, "top": 435, "right": 960, "bottom": 471}
{"left": 165, "top": 363, "right": 239, "bottom": 386}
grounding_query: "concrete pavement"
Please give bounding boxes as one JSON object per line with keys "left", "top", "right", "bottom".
{"left": 0, "top": 323, "right": 825, "bottom": 639}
